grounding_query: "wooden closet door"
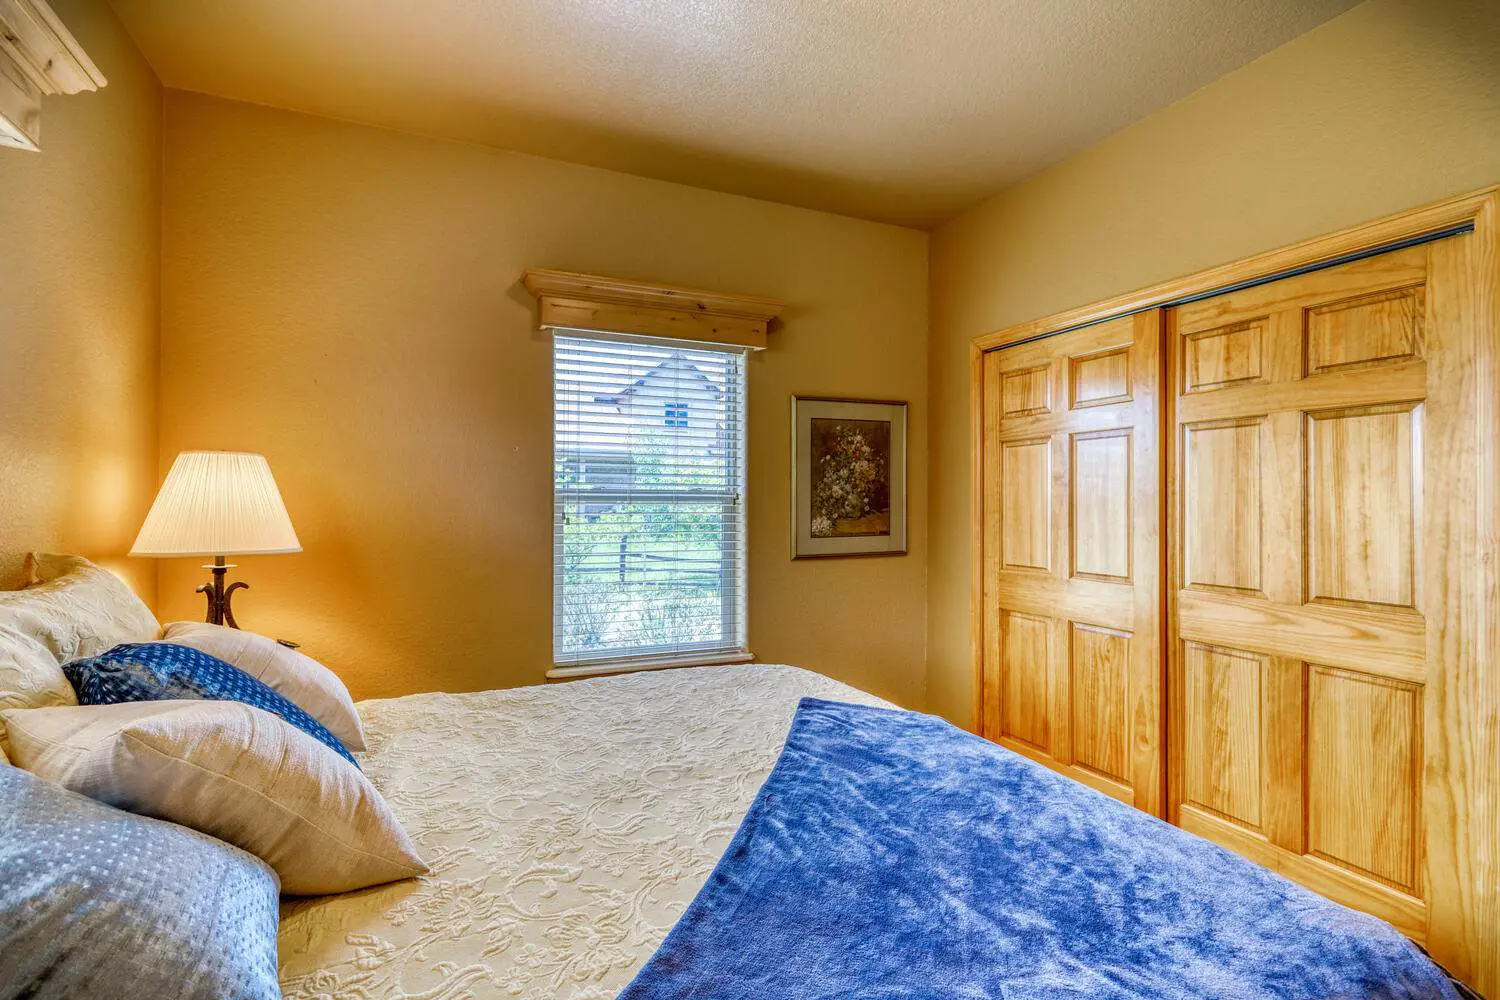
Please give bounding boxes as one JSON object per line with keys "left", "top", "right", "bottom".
{"left": 979, "top": 311, "right": 1163, "bottom": 814}
{"left": 1165, "top": 240, "right": 1472, "bottom": 962}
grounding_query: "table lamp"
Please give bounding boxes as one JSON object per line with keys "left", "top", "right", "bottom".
{"left": 131, "top": 451, "right": 302, "bottom": 628}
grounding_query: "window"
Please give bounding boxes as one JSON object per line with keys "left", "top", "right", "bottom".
{"left": 553, "top": 332, "right": 747, "bottom": 671}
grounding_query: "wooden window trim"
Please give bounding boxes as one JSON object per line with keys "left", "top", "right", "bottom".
{"left": 521, "top": 268, "right": 784, "bottom": 350}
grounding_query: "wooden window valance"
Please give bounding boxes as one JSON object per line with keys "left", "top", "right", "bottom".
{"left": 521, "top": 269, "right": 784, "bottom": 350}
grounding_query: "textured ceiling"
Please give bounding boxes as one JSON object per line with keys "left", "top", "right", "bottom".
{"left": 109, "top": 0, "right": 1360, "bottom": 228}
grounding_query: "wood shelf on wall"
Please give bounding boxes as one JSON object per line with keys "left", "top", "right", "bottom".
{"left": 521, "top": 268, "right": 784, "bottom": 350}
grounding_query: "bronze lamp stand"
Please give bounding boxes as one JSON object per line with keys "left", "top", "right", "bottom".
{"left": 197, "top": 556, "right": 250, "bottom": 628}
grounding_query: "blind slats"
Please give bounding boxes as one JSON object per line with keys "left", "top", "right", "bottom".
{"left": 553, "top": 331, "right": 748, "bottom": 667}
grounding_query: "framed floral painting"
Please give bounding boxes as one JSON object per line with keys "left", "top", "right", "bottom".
{"left": 791, "top": 396, "right": 908, "bottom": 558}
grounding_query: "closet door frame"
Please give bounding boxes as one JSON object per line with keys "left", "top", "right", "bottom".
{"left": 969, "top": 185, "right": 1500, "bottom": 995}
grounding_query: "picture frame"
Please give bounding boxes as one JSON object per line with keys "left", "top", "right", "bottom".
{"left": 790, "top": 396, "right": 908, "bottom": 559}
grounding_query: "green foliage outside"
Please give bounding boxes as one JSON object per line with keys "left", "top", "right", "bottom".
{"left": 556, "top": 425, "right": 736, "bottom": 657}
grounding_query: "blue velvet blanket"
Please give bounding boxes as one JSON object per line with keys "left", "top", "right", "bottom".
{"left": 620, "top": 698, "right": 1457, "bottom": 1000}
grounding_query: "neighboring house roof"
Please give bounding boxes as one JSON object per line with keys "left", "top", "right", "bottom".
{"left": 558, "top": 354, "right": 727, "bottom": 459}
{"left": 592, "top": 354, "right": 723, "bottom": 405}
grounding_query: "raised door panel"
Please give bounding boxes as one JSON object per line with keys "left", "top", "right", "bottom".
{"left": 1000, "top": 611, "right": 1051, "bottom": 750}
{"left": 1001, "top": 365, "right": 1051, "bottom": 416}
{"left": 1306, "top": 404, "right": 1421, "bottom": 610}
{"left": 1070, "top": 347, "right": 1132, "bottom": 408}
{"left": 1181, "top": 642, "right": 1264, "bottom": 831}
{"left": 1001, "top": 439, "right": 1052, "bottom": 572}
{"left": 980, "top": 311, "right": 1163, "bottom": 814}
{"left": 1306, "top": 286, "right": 1425, "bottom": 375}
{"left": 1184, "top": 320, "right": 1265, "bottom": 393}
{"left": 1182, "top": 418, "right": 1262, "bottom": 593}
{"left": 1070, "top": 624, "right": 1130, "bottom": 783}
{"left": 1071, "top": 431, "right": 1131, "bottom": 581}
{"left": 1306, "top": 665, "right": 1423, "bottom": 895}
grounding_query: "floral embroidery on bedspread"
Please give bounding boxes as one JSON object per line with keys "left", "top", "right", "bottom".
{"left": 276, "top": 664, "right": 892, "bottom": 1000}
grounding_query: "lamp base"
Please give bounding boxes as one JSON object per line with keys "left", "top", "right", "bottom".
{"left": 196, "top": 556, "right": 248, "bottom": 628}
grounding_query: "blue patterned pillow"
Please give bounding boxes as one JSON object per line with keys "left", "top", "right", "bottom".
{"left": 63, "top": 642, "right": 359, "bottom": 767}
{"left": 0, "top": 763, "right": 281, "bottom": 1000}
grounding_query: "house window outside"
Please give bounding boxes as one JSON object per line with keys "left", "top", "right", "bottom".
{"left": 553, "top": 333, "right": 747, "bottom": 669}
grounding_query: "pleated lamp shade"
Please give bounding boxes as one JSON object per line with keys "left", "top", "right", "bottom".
{"left": 131, "top": 451, "right": 302, "bottom": 557}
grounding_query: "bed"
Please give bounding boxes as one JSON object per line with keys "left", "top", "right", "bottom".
{"left": 0, "top": 556, "right": 1462, "bottom": 1000}
{"left": 278, "top": 664, "right": 1462, "bottom": 1000}
{"left": 277, "top": 664, "right": 892, "bottom": 999}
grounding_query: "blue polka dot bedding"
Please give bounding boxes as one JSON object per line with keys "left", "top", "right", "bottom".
{"left": 63, "top": 642, "right": 358, "bottom": 767}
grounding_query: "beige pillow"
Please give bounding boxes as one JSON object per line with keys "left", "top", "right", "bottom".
{"left": 0, "top": 623, "right": 77, "bottom": 710}
{"left": 0, "top": 554, "right": 159, "bottom": 664}
{"left": 2, "top": 700, "right": 427, "bottom": 895}
{"left": 162, "top": 622, "right": 367, "bottom": 751}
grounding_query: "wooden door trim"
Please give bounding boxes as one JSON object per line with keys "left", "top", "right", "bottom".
{"left": 969, "top": 186, "right": 1497, "bottom": 356}
{"left": 1476, "top": 192, "right": 1499, "bottom": 996}
{"left": 969, "top": 340, "right": 988, "bottom": 732}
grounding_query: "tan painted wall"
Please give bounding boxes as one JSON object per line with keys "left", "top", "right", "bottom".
{"left": 927, "top": 0, "right": 1500, "bottom": 726}
{"left": 159, "top": 91, "right": 929, "bottom": 705}
{"left": 0, "top": 0, "right": 160, "bottom": 600}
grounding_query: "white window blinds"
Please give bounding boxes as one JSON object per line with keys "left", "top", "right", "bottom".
{"left": 553, "top": 332, "right": 748, "bottom": 669}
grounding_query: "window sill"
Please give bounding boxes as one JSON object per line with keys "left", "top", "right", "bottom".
{"left": 546, "top": 651, "right": 755, "bottom": 681}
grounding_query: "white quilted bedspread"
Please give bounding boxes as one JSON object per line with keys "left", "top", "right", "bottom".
{"left": 278, "top": 664, "right": 892, "bottom": 1000}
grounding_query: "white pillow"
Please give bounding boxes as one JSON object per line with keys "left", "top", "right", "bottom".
{"left": 0, "top": 554, "right": 159, "bottom": 664}
{"left": 1, "top": 700, "right": 428, "bottom": 895}
{"left": 0, "top": 623, "right": 77, "bottom": 710}
{"left": 161, "top": 622, "right": 367, "bottom": 751}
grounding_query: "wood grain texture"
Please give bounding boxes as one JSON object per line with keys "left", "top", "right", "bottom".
{"left": 535, "top": 297, "right": 770, "bottom": 348}
{"left": 521, "top": 268, "right": 783, "bottom": 350}
{"left": 1071, "top": 623, "right": 1130, "bottom": 782}
{"left": 1417, "top": 212, "right": 1499, "bottom": 991}
{"left": 977, "top": 311, "right": 1163, "bottom": 814}
{"left": 1306, "top": 403, "right": 1420, "bottom": 610}
{"left": 1261, "top": 656, "right": 1307, "bottom": 855}
{"left": 1177, "top": 589, "right": 1425, "bottom": 683}
{"left": 1184, "top": 320, "right": 1264, "bottom": 393}
{"left": 997, "top": 734, "right": 1135, "bottom": 804}
{"left": 1260, "top": 397, "right": 1306, "bottom": 610}
{"left": 1182, "top": 641, "right": 1263, "bottom": 830}
{"left": 1001, "top": 365, "right": 1050, "bottom": 416}
{"left": 1071, "top": 430, "right": 1131, "bottom": 580}
{"left": 1179, "top": 806, "right": 1427, "bottom": 943}
{"left": 1000, "top": 611, "right": 1050, "bottom": 750}
{"left": 980, "top": 350, "right": 1004, "bottom": 740}
{"left": 1307, "top": 664, "right": 1423, "bottom": 894}
{"left": 1070, "top": 347, "right": 1131, "bottom": 408}
{"left": 991, "top": 573, "right": 1134, "bottom": 630}
{"left": 1474, "top": 194, "right": 1500, "bottom": 1000}
{"left": 1176, "top": 358, "right": 1427, "bottom": 424}
{"left": 1306, "top": 285, "right": 1425, "bottom": 375}
{"left": 1165, "top": 227, "right": 1477, "bottom": 979}
{"left": 1000, "top": 439, "right": 1051, "bottom": 571}
{"left": 1173, "top": 246, "right": 1429, "bottom": 334}
{"left": 1182, "top": 418, "right": 1262, "bottom": 593}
